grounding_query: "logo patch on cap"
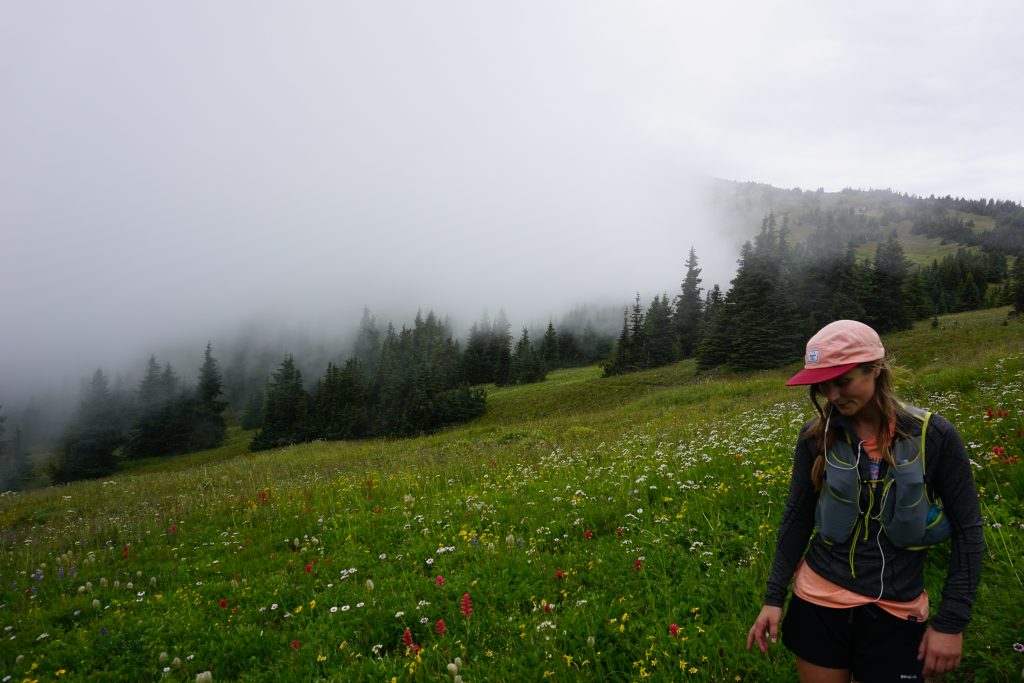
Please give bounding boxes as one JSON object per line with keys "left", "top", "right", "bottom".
{"left": 807, "top": 349, "right": 820, "bottom": 364}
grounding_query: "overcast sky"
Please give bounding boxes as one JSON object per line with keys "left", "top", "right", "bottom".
{"left": 3, "top": 1, "right": 1023, "bottom": 398}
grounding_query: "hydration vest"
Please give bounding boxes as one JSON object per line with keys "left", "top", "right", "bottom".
{"left": 815, "top": 405, "right": 951, "bottom": 550}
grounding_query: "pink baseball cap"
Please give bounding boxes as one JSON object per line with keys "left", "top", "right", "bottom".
{"left": 786, "top": 320, "right": 885, "bottom": 386}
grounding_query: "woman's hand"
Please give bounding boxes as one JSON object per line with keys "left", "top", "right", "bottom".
{"left": 746, "top": 605, "right": 783, "bottom": 653}
{"left": 917, "top": 626, "right": 962, "bottom": 676}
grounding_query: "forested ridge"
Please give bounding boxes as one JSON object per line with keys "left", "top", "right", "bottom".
{"left": 2, "top": 182, "right": 1023, "bottom": 488}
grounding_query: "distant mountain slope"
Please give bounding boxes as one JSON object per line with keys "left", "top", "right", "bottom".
{"left": 708, "top": 179, "right": 1024, "bottom": 265}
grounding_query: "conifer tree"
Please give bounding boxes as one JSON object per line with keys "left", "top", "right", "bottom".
{"left": 190, "top": 343, "right": 228, "bottom": 450}
{"left": 539, "top": 322, "right": 560, "bottom": 372}
{"left": 462, "top": 321, "right": 491, "bottom": 385}
{"left": 645, "top": 294, "right": 679, "bottom": 367}
{"left": 628, "top": 293, "right": 647, "bottom": 369}
{"left": 1011, "top": 257, "right": 1024, "bottom": 314}
{"left": 864, "top": 232, "right": 912, "bottom": 333}
{"left": 490, "top": 310, "right": 513, "bottom": 387}
{"left": 510, "top": 328, "right": 545, "bottom": 384}
{"left": 353, "top": 307, "right": 382, "bottom": 372}
{"left": 49, "top": 369, "right": 125, "bottom": 482}
{"left": 674, "top": 247, "right": 704, "bottom": 358}
{"left": 250, "top": 355, "right": 310, "bottom": 451}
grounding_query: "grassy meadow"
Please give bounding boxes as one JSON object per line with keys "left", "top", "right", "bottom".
{"left": 1, "top": 309, "right": 1022, "bottom": 682}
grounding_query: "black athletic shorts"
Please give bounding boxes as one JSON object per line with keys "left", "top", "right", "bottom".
{"left": 781, "top": 594, "right": 928, "bottom": 683}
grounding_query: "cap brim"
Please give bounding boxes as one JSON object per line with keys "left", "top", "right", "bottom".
{"left": 786, "top": 362, "right": 860, "bottom": 386}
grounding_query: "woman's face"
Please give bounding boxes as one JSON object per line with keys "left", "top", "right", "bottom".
{"left": 817, "top": 365, "right": 880, "bottom": 418}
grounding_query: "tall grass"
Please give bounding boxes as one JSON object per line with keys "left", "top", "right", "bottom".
{"left": 1, "top": 310, "right": 1022, "bottom": 681}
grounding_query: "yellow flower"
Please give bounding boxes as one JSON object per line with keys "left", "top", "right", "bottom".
{"left": 295, "top": 606, "right": 303, "bottom": 613}
{"left": 56, "top": 671, "right": 67, "bottom": 677}
{"left": 310, "top": 600, "right": 316, "bottom": 609}
{"left": 689, "top": 667, "right": 698, "bottom": 674}
{"left": 317, "top": 655, "right": 327, "bottom": 662}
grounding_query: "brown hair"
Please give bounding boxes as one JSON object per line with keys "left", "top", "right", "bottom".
{"left": 804, "top": 359, "right": 911, "bottom": 492}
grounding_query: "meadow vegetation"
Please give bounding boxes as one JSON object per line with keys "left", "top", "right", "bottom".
{"left": 1, "top": 309, "right": 1022, "bottom": 681}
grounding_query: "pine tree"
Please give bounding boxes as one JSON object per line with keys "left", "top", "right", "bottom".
{"left": 628, "top": 293, "right": 647, "bottom": 369}
{"left": 1011, "top": 257, "right": 1024, "bottom": 314}
{"left": 190, "top": 343, "right": 228, "bottom": 450}
{"left": 864, "top": 232, "right": 912, "bottom": 333}
{"left": 353, "top": 307, "right": 382, "bottom": 372}
{"left": 539, "top": 322, "right": 560, "bottom": 372}
{"left": 645, "top": 294, "right": 679, "bottom": 367}
{"left": 603, "top": 311, "right": 632, "bottom": 377}
{"left": 250, "top": 355, "right": 310, "bottom": 451}
{"left": 490, "top": 310, "right": 513, "bottom": 387}
{"left": 510, "top": 328, "right": 545, "bottom": 384}
{"left": 674, "top": 247, "right": 703, "bottom": 358}
{"left": 49, "top": 370, "right": 124, "bottom": 482}
{"left": 462, "top": 321, "right": 491, "bottom": 385}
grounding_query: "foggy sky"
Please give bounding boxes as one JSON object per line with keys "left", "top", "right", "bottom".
{"left": 3, "top": 1, "right": 1024, "bottom": 400}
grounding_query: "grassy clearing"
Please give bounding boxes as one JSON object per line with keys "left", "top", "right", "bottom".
{"left": 1, "top": 310, "right": 1022, "bottom": 681}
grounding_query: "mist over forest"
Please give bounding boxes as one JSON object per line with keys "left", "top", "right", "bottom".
{"left": 4, "top": 3, "right": 1024, "bottom": 486}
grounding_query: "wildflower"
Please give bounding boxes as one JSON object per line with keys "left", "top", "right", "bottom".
{"left": 402, "top": 628, "right": 419, "bottom": 653}
{"left": 342, "top": 605, "right": 350, "bottom": 611}
{"left": 634, "top": 558, "right": 643, "bottom": 571}
{"left": 669, "top": 623, "right": 679, "bottom": 637}
{"left": 356, "top": 602, "right": 364, "bottom": 608}
{"left": 555, "top": 570, "right": 564, "bottom": 580}
{"left": 159, "top": 652, "right": 169, "bottom": 664}
{"left": 585, "top": 530, "right": 592, "bottom": 539}
{"left": 196, "top": 672, "right": 213, "bottom": 683}
{"left": 92, "top": 599, "right": 101, "bottom": 609}
{"left": 435, "top": 575, "right": 445, "bottom": 587}
{"left": 290, "top": 639, "right": 300, "bottom": 651}
{"left": 436, "top": 619, "right": 447, "bottom": 635}
{"left": 172, "top": 657, "right": 182, "bottom": 669}
{"left": 587, "top": 636, "right": 595, "bottom": 648}
{"left": 447, "top": 662, "right": 458, "bottom": 674}
{"left": 461, "top": 592, "right": 473, "bottom": 618}
{"left": 365, "top": 579, "right": 374, "bottom": 591}
{"left": 305, "top": 564, "right": 313, "bottom": 574}
{"left": 219, "top": 599, "right": 228, "bottom": 609}
{"left": 271, "top": 603, "right": 278, "bottom": 610}
{"left": 506, "top": 534, "right": 515, "bottom": 545}
{"left": 395, "top": 611, "right": 405, "bottom": 618}
{"left": 1014, "top": 642, "right": 1024, "bottom": 653}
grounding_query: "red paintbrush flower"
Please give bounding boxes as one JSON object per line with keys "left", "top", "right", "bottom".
{"left": 461, "top": 593, "right": 473, "bottom": 618}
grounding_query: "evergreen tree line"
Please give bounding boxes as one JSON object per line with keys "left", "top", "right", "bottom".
{"left": 606, "top": 215, "right": 1024, "bottom": 377}
{"left": 45, "top": 345, "right": 228, "bottom": 484}
{"left": 247, "top": 310, "right": 604, "bottom": 451}
{"left": 911, "top": 206, "right": 1024, "bottom": 257}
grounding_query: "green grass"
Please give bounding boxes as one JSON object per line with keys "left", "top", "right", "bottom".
{"left": 1, "top": 309, "right": 1022, "bottom": 681}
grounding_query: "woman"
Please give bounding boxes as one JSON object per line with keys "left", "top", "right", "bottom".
{"left": 746, "top": 320, "right": 983, "bottom": 682}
